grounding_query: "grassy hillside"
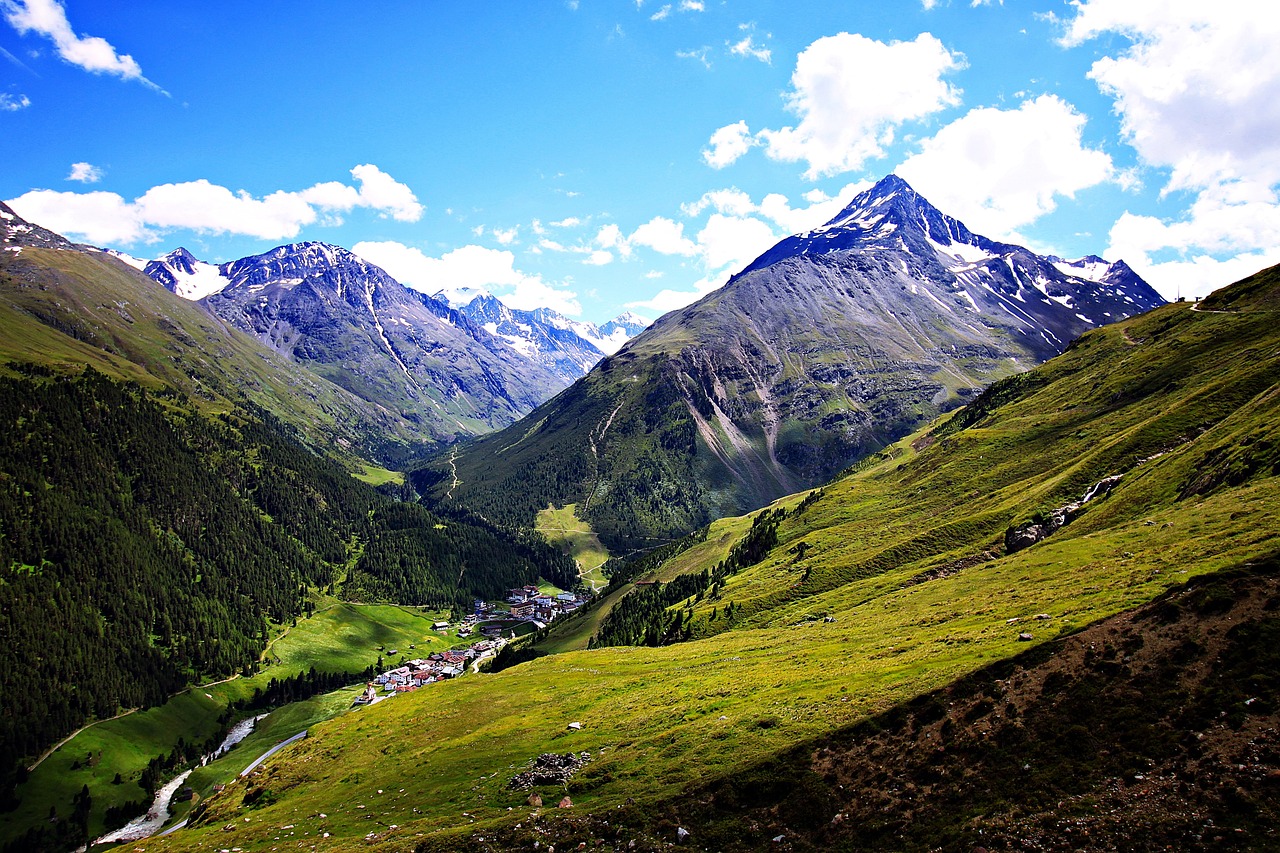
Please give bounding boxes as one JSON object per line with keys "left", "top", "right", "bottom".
{"left": 0, "top": 247, "right": 426, "bottom": 467}
{"left": 144, "top": 269, "right": 1280, "bottom": 852}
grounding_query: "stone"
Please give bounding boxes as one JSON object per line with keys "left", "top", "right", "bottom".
{"left": 558, "top": 796, "right": 573, "bottom": 809}
{"left": 1018, "top": 632, "right": 1034, "bottom": 641}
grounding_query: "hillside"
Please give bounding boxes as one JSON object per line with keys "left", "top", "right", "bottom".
{"left": 1, "top": 236, "right": 426, "bottom": 467}
{"left": 424, "top": 175, "right": 1164, "bottom": 550}
{"left": 0, "top": 215, "right": 581, "bottom": 849}
{"left": 147, "top": 265, "right": 1278, "bottom": 852}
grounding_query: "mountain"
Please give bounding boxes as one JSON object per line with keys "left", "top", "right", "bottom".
{"left": 189, "top": 241, "right": 573, "bottom": 443}
{"left": 1, "top": 204, "right": 425, "bottom": 466}
{"left": 455, "top": 294, "right": 609, "bottom": 385}
{"left": 153, "top": 263, "right": 1280, "bottom": 853}
{"left": 143, "top": 247, "right": 231, "bottom": 300}
{"left": 142, "top": 245, "right": 647, "bottom": 442}
{"left": 423, "top": 175, "right": 1166, "bottom": 549}
{"left": 589, "top": 310, "right": 651, "bottom": 355}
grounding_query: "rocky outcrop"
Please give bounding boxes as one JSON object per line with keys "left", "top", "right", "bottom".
{"left": 509, "top": 752, "right": 592, "bottom": 791}
{"left": 1005, "top": 475, "right": 1122, "bottom": 553}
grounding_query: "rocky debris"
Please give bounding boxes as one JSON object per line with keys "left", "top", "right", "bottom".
{"left": 1017, "top": 632, "right": 1034, "bottom": 641}
{"left": 676, "top": 826, "right": 690, "bottom": 842}
{"left": 1005, "top": 475, "right": 1122, "bottom": 553}
{"left": 568, "top": 721, "right": 583, "bottom": 730}
{"left": 509, "top": 752, "right": 592, "bottom": 791}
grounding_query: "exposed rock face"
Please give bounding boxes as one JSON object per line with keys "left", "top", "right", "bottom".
{"left": 456, "top": 294, "right": 607, "bottom": 386}
{"left": 1, "top": 201, "right": 83, "bottom": 251}
{"left": 195, "top": 242, "right": 570, "bottom": 444}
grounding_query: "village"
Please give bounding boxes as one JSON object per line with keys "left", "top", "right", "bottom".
{"left": 355, "top": 584, "right": 589, "bottom": 704}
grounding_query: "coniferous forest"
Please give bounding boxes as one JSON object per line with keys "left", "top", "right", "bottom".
{"left": 0, "top": 366, "right": 574, "bottom": 806}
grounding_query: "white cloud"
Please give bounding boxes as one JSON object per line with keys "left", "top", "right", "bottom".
{"left": 679, "top": 0, "right": 704, "bottom": 10}
{"left": 651, "top": 4, "right": 671, "bottom": 20}
{"left": 6, "top": 165, "right": 423, "bottom": 245}
{"left": 630, "top": 216, "right": 699, "bottom": 256}
{"left": 1106, "top": 180, "right": 1280, "bottom": 299}
{"left": 0, "top": 92, "right": 30, "bottom": 110}
{"left": 728, "top": 35, "right": 771, "bottom": 64}
{"left": 493, "top": 226, "right": 519, "bottom": 245}
{"left": 676, "top": 46, "right": 711, "bottom": 68}
{"left": 1064, "top": 0, "right": 1280, "bottom": 192}
{"left": 583, "top": 250, "right": 614, "bottom": 266}
{"left": 1063, "top": 1, "right": 1280, "bottom": 297}
{"left": 6, "top": 189, "right": 145, "bottom": 243}
{"left": 352, "top": 241, "right": 582, "bottom": 316}
{"left": 346, "top": 163, "right": 424, "bottom": 221}
{"left": 1, "top": 0, "right": 162, "bottom": 91}
{"left": 751, "top": 32, "right": 965, "bottom": 178}
{"left": 702, "top": 120, "right": 756, "bottom": 169}
{"left": 682, "top": 182, "right": 870, "bottom": 234}
{"left": 550, "top": 217, "right": 581, "bottom": 228}
{"left": 897, "top": 95, "right": 1114, "bottom": 238}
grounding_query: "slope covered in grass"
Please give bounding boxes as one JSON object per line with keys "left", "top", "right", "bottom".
{"left": 0, "top": 246, "right": 424, "bottom": 466}
{"left": 146, "top": 268, "right": 1280, "bottom": 852}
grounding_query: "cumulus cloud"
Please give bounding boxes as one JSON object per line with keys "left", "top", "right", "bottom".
{"left": 1064, "top": 0, "right": 1280, "bottom": 298}
{"left": 748, "top": 32, "right": 965, "bottom": 178}
{"left": 6, "top": 164, "right": 423, "bottom": 245}
{"left": 650, "top": 4, "right": 671, "bottom": 21}
{"left": 0, "top": 92, "right": 30, "bottom": 110}
{"left": 1, "top": 0, "right": 163, "bottom": 91}
{"left": 630, "top": 216, "right": 699, "bottom": 256}
{"left": 1064, "top": 0, "right": 1280, "bottom": 192}
{"left": 702, "top": 120, "right": 756, "bottom": 169}
{"left": 352, "top": 241, "right": 581, "bottom": 315}
{"left": 66, "top": 161, "right": 103, "bottom": 183}
{"left": 682, "top": 182, "right": 870, "bottom": 234}
{"left": 1106, "top": 181, "right": 1280, "bottom": 299}
{"left": 897, "top": 95, "right": 1115, "bottom": 238}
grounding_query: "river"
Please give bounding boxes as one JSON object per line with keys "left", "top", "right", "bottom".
{"left": 82, "top": 712, "right": 268, "bottom": 849}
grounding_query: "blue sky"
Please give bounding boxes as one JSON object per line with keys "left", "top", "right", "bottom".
{"left": 3, "top": 0, "right": 1277, "bottom": 323}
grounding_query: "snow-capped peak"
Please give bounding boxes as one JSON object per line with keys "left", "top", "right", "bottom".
{"left": 143, "top": 248, "right": 231, "bottom": 300}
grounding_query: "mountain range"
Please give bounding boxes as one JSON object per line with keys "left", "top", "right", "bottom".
{"left": 151, "top": 257, "right": 1280, "bottom": 853}
{"left": 425, "top": 175, "right": 1166, "bottom": 549}
{"left": 137, "top": 244, "right": 647, "bottom": 437}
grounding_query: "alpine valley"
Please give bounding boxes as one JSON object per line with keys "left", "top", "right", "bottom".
{"left": 2, "top": 175, "right": 1277, "bottom": 853}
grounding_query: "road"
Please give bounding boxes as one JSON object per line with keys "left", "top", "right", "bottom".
{"left": 240, "top": 729, "right": 308, "bottom": 777}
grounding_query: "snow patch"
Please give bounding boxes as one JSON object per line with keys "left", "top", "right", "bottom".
{"left": 167, "top": 260, "right": 231, "bottom": 300}
{"left": 929, "top": 235, "right": 995, "bottom": 269}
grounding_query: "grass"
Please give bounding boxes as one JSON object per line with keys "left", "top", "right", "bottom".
{"left": 536, "top": 503, "right": 611, "bottom": 592}
{"left": 353, "top": 464, "right": 406, "bottom": 487}
{"left": 142, "top": 284, "right": 1280, "bottom": 852}
{"left": 4, "top": 603, "right": 457, "bottom": 847}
